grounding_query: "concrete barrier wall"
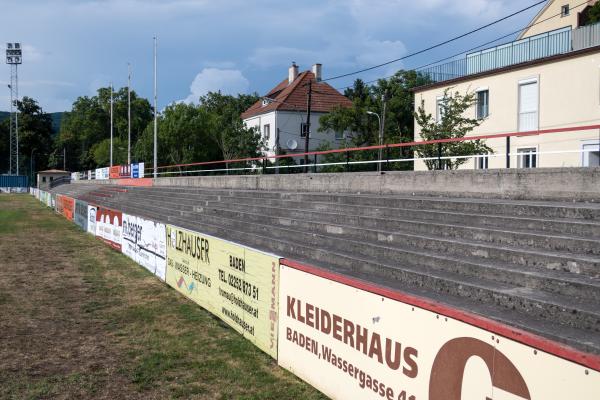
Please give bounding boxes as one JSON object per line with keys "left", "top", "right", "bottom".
{"left": 74, "top": 167, "right": 600, "bottom": 201}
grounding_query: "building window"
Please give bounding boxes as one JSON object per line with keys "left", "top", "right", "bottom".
{"left": 518, "top": 80, "right": 538, "bottom": 132}
{"left": 50, "top": 176, "right": 54, "bottom": 182}
{"left": 475, "top": 155, "right": 489, "bottom": 169}
{"left": 300, "top": 122, "right": 309, "bottom": 137}
{"left": 561, "top": 4, "right": 569, "bottom": 17}
{"left": 436, "top": 97, "right": 445, "bottom": 123}
{"left": 263, "top": 124, "right": 270, "bottom": 141}
{"left": 42, "top": 176, "right": 46, "bottom": 183}
{"left": 518, "top": 147, "right": 537, "bottom": 168}
{"left": 335, "top": 131, "right": 344, "bottom": 140}
{"left": 476, "top": 90, "right": 489, "bottom": 119}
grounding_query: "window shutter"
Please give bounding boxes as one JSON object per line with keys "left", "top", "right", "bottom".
{"left": 519, "top": 82, "right": 538, "bottom": 131}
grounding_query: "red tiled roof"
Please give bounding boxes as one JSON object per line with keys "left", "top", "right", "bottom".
{"left": 241, "top": 71, "right": 353, "bottom": 120}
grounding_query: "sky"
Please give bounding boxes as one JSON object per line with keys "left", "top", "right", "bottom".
{"left": 0, "top": 0, "right": 546, "bottom": 112}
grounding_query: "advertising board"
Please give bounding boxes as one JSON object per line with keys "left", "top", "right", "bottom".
{"left": 277, "top": 263, "right": 600, "bottom": 400}
{"left": 96, "top": 207, "right": 122, "bottom": 250}
{"left": 122, "top": 213, "right": 167, "bottom": 280}
{"left": 109, "top": 166, "right": 120, "bottom": 179}
{"left": 51, "top": 193, "right": 56, "bottom": 209}
{"left": 87, "top": 205, "right": 97, "bottom": 235}
{"left": 56, "top": 195, "right": 75, "bottom": 221}
{"left": 131, "top": 162, "right": 145, "bottom": 178}
{"left": 165, "top": 225, "right": 279, "bottom": 358}
{"left": 74, "top": 200, "right": 88, "bottom": 231}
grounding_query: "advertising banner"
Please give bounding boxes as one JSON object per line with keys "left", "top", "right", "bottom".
{"left": 166, "top": 225, "right": 279, "bottom": 358}
{"left": 277, "top": 264, "right": 600, "bottom": 400}
{"left": 131, "top": 162, "right": 145, "bottom": 178}
{"left": 87, "top": 205, "right": 97, "bottom": 235}
{"left": 44, "top": 191, "right": 51, "bottom": 207}
{"left": 109, "top": 165, "right": 120, "bottom": 179}
{"left": 51, "top": 193, "right": 56, "bottom": 210}
{"left": 74, "top": 200, "right": 88, "bottom": 231}
{"left": 56, "top": 195, "right": 75, "bottom": 221}
{"left": 122, "top": 213, "right": 167, "bottom": 280}
{"left": 96, "top": 207, "right": 122, "bottom": 250}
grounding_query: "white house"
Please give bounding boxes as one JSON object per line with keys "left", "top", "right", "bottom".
{"left": 242, "top": 63, "right": 353, "bottom": 159}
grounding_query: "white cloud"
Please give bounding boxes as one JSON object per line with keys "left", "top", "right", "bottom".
{"left": 182, "top": 68, "right": 250, "bottom": 103}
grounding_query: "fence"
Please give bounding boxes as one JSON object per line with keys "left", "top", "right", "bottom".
{"left": 70, "top": 123, "right": 600, "bottom": 180}
{"left": 421, "top": 22, "right": 600, "bottom": 83}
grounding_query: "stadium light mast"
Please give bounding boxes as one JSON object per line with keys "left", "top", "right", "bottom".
{"left": 6, "top": 42, "right": 22, "bottom": 175}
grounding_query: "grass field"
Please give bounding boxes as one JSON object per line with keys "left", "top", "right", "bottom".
{"left": 0, "top": 195, "right": 325, "bottom": 399}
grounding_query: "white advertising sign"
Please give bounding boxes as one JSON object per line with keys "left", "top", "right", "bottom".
{"left": 95, "top": 207, "right": 122, "bottom": 250}
{"left": 122, "top": 213, "right": 167, "bottom": 280}
{"left": 278, "top": 265, "right": 600, "bottom": 400}
{"left": 87, "top": 205, "right": 97, "bottom": 235}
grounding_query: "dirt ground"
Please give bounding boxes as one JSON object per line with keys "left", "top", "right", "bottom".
{"left": 0, "top": 195, "right": 325, "bottom": 400}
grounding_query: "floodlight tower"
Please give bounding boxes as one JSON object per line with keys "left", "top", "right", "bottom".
{"left": 6, "top": 43, "right": 22, "bottom": 175}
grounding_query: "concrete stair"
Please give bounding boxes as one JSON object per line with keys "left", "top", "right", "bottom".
{"left": 51, "top": 183, "right": 600, "bottom": 355}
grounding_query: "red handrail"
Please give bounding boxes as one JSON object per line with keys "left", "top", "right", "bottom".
{"left": 154, "top": 123, "right": 600, "bottom": 170}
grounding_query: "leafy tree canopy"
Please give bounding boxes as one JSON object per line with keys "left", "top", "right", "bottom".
{"left": 414, "top": 88, "right": 492, "bottom": 170}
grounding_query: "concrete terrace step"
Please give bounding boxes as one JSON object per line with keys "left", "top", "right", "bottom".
{"left": 192, "top": 205, "right": 600, "bottom": 278}
{"left": 111, "top": 200, "right": 600, "bottom": 333}
{"left": 126, "top": 186, "right": 600, "bottom": 220}
{"left": 121, "top": 189, "right": 600, "bottom": 239}
{"left": 114, "top": 191, "right": 600, "bottom": 259}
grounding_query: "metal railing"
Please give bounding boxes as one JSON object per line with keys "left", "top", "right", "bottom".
{"left": 49, "top": 176, "right": 71, "bottom": 189}
{"left": 420, "top": 23, "right": 600, "bottom": 83}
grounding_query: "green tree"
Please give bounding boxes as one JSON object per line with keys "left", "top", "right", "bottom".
{"left": 57, "top": 87, "right": 152, "bottom": 171}
{"left": 200, "top": 92, "right": 263, "bottom": 161}
{"left": 585, "top": 2, "right": 600, "bottom": 24}
{"left": 135, "top": 92, "right": 263, "bottom": 175}
{"left": 8, "top": 97, "right": 54, "bottom": 177}
{"left": 318, "top": 70, "right": 431, "bottom": 171}
{"left": 414, "top": 88, "right": 492, "bottom": 170}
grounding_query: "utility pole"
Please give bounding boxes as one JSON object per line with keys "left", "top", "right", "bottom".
{"left": 379, "top": 91, "right": 388, "bottom": 172}
{"left": 110, "top": 83, "right": 113, "bottom": 167}
{"left": 304, "top": 80, "right": 312, "bottom": 172}
{"left": 128, "top": 63, "right": 132, "bottom": 165}
{"left": 275, "top": 127, "right": 280, "bottom": 174}
{"left": 153, "top": 36, "right": 158, "bottom": 179}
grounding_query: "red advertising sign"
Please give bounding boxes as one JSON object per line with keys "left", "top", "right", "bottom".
{"left": 96, "top": 207, "right": 122, "bottom": 250}
{"left": 109, "top": 165, "right": 120, "bottom": 179}
{"left": 119, "top": 164, "right": 131, "bottom": 178}
{"left": 56, "top": 195, "right": 75, "bottom": 221}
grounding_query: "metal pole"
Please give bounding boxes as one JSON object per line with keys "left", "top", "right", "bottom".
{"left": 110, "top": 83, "right": 113, "bottom": 167}
{"left": 63, "top": 147, "right": 66, "bottom": 171}
{"left": 506, "top": 136, "right": 511, "bottom": 168}
{"left": 128, "top": 63, "right": 131, "bottom": 165}
{"left": 379, "top": 92, "right": 387, "bottom": 173}
{"left": 15, "top": 64, "right": 19, "bottom": 175}
{"left": 153, "top": 36, "right": 158, "bottom": 179}
{"left": 304, "top": 80, "right": 312, "bottom": 173}
{"left": 275, "top": 127, "right": 280, "bottom": 175}
{"left": 8, "top": 82, "right": 13, "bottom": 174}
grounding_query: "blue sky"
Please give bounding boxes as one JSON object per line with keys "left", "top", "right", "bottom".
{"left": 0, "top": 0, "right": 545, "bottom": 112}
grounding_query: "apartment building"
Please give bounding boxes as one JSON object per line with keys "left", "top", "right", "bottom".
{"left": 413, "top": 0, "right": 600, "bottom": 170}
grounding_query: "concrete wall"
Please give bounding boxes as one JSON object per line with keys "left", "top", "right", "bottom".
{"left": 70, "top": 168, "right": 596, "bottom": 201}
{"left": 414, "top": 49, "right": 600, "bottom": 170}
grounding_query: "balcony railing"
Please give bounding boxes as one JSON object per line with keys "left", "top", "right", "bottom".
{"left": 420, "top": 22, "right": 600, "bottom": 83}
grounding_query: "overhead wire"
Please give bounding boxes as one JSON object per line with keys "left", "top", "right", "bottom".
{"left": 333, "top": 0, "right": 592, "bottom": 91}
{"left": 319, "top": 0, "right": 547, "bottom": 83}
